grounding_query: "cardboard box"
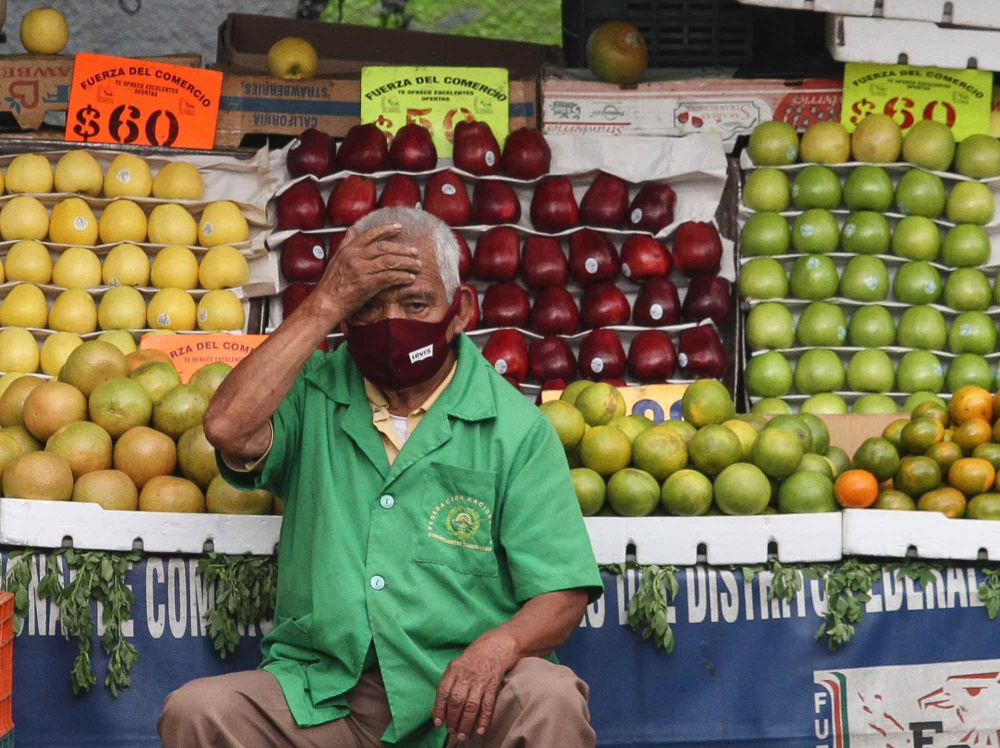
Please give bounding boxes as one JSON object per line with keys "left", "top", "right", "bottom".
{"left": 820, "top": 413, "right": 906, "bottom": 459}
{"left": 0, "top": 54, "right": 201, "bottom": 133}
{"left": 541, "top": 68, "right": 843, "bottom": 152}
{"left": 214, "top": 13, "right": 561, "bottom": 149}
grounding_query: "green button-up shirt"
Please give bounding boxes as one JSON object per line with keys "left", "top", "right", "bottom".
{"left": 219, "top": 333, "right": 602, "bottom": 747}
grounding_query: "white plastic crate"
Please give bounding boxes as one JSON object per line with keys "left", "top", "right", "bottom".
{"left": 843, "top": 508, "right": 1000, "bottom": 560}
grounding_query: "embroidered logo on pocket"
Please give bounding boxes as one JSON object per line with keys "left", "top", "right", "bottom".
{"left": 428, "top": 496, "right": 493, "bottom": 552}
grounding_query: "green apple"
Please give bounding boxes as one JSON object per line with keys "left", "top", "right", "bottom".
{"left": 891, "top": 215, "right": 941, "bottom": 261}
{"left": 792, "top": 209, "right": 840, "bottom": 253}
{"left": 994, "top": 275, "right": 1000, "bottom": 306}
{"left": 946, "top": 353, "right": 994, "bottom": 393}
{"left": 903, "top": 391, "right": 946, "bottom": 413}
{"left": 954, "top": 134, "right": 1000, "bottom": 179}
{"left": 748, "top": 122, "right": 799, "bottom": 166}
{"left": 896, "top": 350, "right": 945, "bottom": 393}
{"left": 892, "top": 261, "right": 942, "bottom": 305}
{"left": 741, "top": 212, "right": 791, "bottom": 256}
{"left": 789, "top": 255, "right": 839, "bottom": 300}
{"left": 941, "top": 224, "right": 991, "bottom": 268}
{"left": 801, "top": 393, "right": 849, "bottom": 415}
{"left": 852, "top": 394, "right": 899, "bottom": 414}
{"left": 841, "top": 211, "right": 891, "bottom": 254}
{"left": 944, "top": 268, "right": 992, "bottom": 312}
{"left": 744, "top": 168, "right": 791, "bottom": 212}
{"left": 897, "top": 306, "right": 947, "bottom": 350}
{"left": 752, "top": 397, "right": 792, "bottom": 415}
{"left": 796, "top": 301, "right": 847, "bottom": 347}
{"left": 792, "top": 165, "right": 843, "bottom": 210}
{"left": 843, "top": 165, "right": 894, "bottom": 212}
{"left": 948, "top": 311, "right": 997, "bottom": 355}
{"left": 846, "top": 349, "right": 895, "bottom": 392}
{"left": 902, "top": 119, "right": 956, "bottom": 172}
{"left": 794, "top": 349, "right": 846, "bottom": 395}
{"left": 746, "top": 302, "right": 796, "bottom": 350}
{"left": 839, "top": 255, "right": 888, "bottom": 302}
{"left": 739, "top": 258, "right": 789, "bottom": 300}
{"left": 895, "top": 169, "right": 946, "bottom": 218}
{"left": 746, "top": 351, "right": 793, "bottom": 397}
{"left": 847, "top": 306, "right": 896, "bottom": 347}
{"left": 946, "top": 182, "right": 995, "bottom": 225}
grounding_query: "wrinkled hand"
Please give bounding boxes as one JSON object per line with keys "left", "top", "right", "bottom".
{"left": 432, "top": 632, "right": 517, "bottom": 741}
{"left": 313, "top": 223, "right": 422, "bottom": 320}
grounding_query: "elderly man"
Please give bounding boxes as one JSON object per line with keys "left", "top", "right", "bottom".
{"left": 158, "top": 206, "right": 602, "bottom": 748}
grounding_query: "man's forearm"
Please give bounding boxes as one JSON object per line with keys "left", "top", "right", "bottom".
{"left": 486, "top": 589, "right": 589, "bottom": 668}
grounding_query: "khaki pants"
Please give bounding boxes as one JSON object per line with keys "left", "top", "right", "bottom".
{"left": 158, "top": 657, "right": 596, "bottom": 748}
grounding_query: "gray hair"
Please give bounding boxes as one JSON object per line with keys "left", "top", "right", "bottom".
{"left": 351, "top": 207, "right": 461, "bottom": 297}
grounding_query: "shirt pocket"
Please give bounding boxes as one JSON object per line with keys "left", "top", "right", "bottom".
{"left": 414, "top": 461, "right": 499, "bottom": 577}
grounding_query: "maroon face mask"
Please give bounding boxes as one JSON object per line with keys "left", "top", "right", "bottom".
{"left": 345, "top": 293, "right": 462, "bottom": 390}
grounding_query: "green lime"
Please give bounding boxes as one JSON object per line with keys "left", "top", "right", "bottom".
{"left": 660, "top": 469, "right": 713, "bottom": 517}
{"left": 681, "top": 379, "right": 736, "bottom": 427}
{"left": 752, "top": 427, "right": 804, "bottom": 479}
{"left": 662, "top": 420, "right": 697, "bottom": 443}
{"left": 579, "top": 425, "right": 632, "bottom": 477}
{"left": 765, "top": 414, "right": 814, "bottom": 453}
{"left": 631, "top": 426, "right": 688, "bottom": 481}
{"left": 797, "top": 413, "right": 830, "bottom": 454}
{"left": 752, "top": 398, "right": 791, "bottom": 415}
{"left": 873, "top": 490, "right": 916, "bottom": 511}
{"left": 895, "top": 455, "right": 942, "bottom": 497}
{"left": 688, "top": 425, "right": 742, "bottom": 477}
{"left": 778, "top": 471, "right": 837, "bottom": 513}
{"left": 606, "top": 468, "right": 660, "bottom": 517}
{"left": 575, "top": 382, "right": 626, "bottom": 426}
{"left": 559, "top": 380, "right": 593, "bottom": 406}
{"left": 722, "top": 419, "right": 759, "bottom": 460}
{"left": 608, "top": 415, "right": 649, "bottom": 443}
{"left": 826, "top": 446, "right": 852, "bottom": 476}
{"left": 853, "top": 437, "right": 900, "bottom": 482}
{"left": 967, "top": 493, "right": 1000, "bottom": 520}
{"left": 570, "top": 468, "right": 606, "bottom": 516}
{"left": 714, "top": 463, "right": 771, "bottom": 515}
{"left": 797, "top": 453, "right": 834, "bottom": 479}
{"left": 539, "top": 400, "right": 586, "bottom": 450}
{"left": 801, "top": 393, "right": 849, "bottom": 414}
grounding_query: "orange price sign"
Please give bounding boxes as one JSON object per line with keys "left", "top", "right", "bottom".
{"left": 140, "top": 334, "right": 266, "bottom": 383}
{"left": 65, "top": 53, "right": 223, "bottom": 150}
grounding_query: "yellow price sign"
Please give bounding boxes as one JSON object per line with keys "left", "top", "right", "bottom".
{"left": 361, "top": 66, "right": 509, "bottom": 158}
{"left": 541, "top": 384, "right": 690, "bottom": 423}
{"left": 842, "top": 63, "right": 993, "bottom": 141}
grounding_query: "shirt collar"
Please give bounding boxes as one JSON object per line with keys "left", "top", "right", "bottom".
{"left": 364, "top": 360, "right": 457, "bottom": 418}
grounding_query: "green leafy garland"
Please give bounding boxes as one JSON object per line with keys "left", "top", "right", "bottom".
{"left": 196, "top": 553, "right": 278, "bottom": 659}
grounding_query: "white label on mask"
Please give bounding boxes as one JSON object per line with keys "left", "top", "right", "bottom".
{"left": 409, "top": 344, "right": 433, "bottom": 364}
{"left": 73, "top": 216, "right": 88, "bottom": 231}
{"left": 494, "top": 358, "right": 508, "bottom": 374}
{"left": 678, "top": 352, "right": 689, "bottom": 368}
{"left": 202, "top": 222, "right": 214, "bottom": 235}
{"left": 485, "top": 151, "right": 496, "bottom": 167}
{"left": 442, "top": 183, "right": 457, "bottom": 196}
{"left": 584, "top": 257, "right": 599, "bottom": 274}
{"left": 650, "top": 303, "right": 663, "bottom": 321}
{"left": 622, "top": 263, "right": 632, "bottom": 278}
{"left": 631, "top": 208, "right": 642, "bottom": 224}
{"left": 312, "top": 245, "right": 325, "bottom": 260}
{"left": 590, "top": 357, "right": 604, "bottom": 373}
{"left": 117, "top": 169, "right": 131, "bottom": 183}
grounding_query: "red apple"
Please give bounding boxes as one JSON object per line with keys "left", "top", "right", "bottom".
{"left": 601, "top": 378, "right": 627, "bottom": 387}
{"left": 328, "top": 175, "right": 376, "bottom": 226}
{"left": 679, "top": 326, "right": 727, "bottom": 379}
{"left": 336, "top": 123, "right": 389, "bottom": 173}
{"left": 288, "top": 128, "right": 334, "bottom": 178}
{"left": 281, "top": 232, "right": 327, "bottom": 282}
{"left": 481, "top": 282, "right": 531, "bottom": 328}
{"left": 540, "top": 378, "right": 568, "bottom": 392}
{"left": 377, "top": 174, "right": 421, "bottom": 209}
{"left": 568, "top": 229, "right": 620, "bottom": 285}
{"left": 454, "top": 232, "right": 472, "bottom": 281}
{"left": 388, "top": 123, "right": 437, "bottom": 171}
{"left": 529, "top": 287, "right": 579, "bottom": 335}
{"left": 464, "top": 283, "right": 480, "bottom": 330}
{"left": 316, "top": 339, "right": 331, "bottom": 353}
{"left": 682, "top": 275, "right": 732, "bottom": 324}
{"left": 282, "top": 282, "right": 315, "bottom": 319}
{"left": 627, "top": 182, "right": 677, "bottom": 233}
{"left": 501, "top": 128, "right": 551, "bottom": 179}
{"left": 471, "top": 180, "right": 522, "bottom": 225}
{"left": 579, "top": 328, "right": 626, "bottom": 380}
{"left": 423, "top": 171, "right": 471, "bottom": 226}
{"left": 633, "top": 277, "right": 682, "bottom": 327}
{"left": 473, "top": 227, "right": 520, "bottom": 281}
{"left": 530, "top": 177, "right": 579, "bottom": 233}
{"left": 329, "top": 231, "right": 347, "bottom": 258}
{"left": 579, "top": 173, "right": 629, "bottom": 228}
{"left": 482, "top": 329, "right": 529, "bottom": 382}
{"left": 627, "top": 330, "right": 677, "bottom": 382}
{"left": 580, "top": 282, "right": 631, "bottom": 329}
{"left": 621, "top": 235, "right": 672, "bottom": 281}
{"left": 529, "top": 336, "right": 577, "bottom": 382}
{"left": 520, "top": 236, "right": 568, "bottom": 288}
{"left": 503, "top": 376, "right": 522, "bottom": 390}
{"left": 453, "top": 120, "right": 501, "bottom": 176}
{"left": 277, "top": 180, "right": 326, "bottom": 231}
{"left": 673, "top": 222, "right": 723, "bottom": 276}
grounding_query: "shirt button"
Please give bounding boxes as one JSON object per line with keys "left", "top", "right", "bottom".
{"left": 379, "top": 494, "right": 395, "bottom": 509}
{"left": 370, "top": 575, "right": 385, "bottom": 591}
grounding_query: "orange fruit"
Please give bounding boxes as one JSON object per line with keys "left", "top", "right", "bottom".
{"left": 925, "top": 441, "right": 963, "bottom": 475}
{"left": 947, "top": 457, "right": 996, "bottom": 497}
{"left": 949, "top": 385, "right": 993, "bottom": 426}
{"left": 912, "top": 401, "right": 950, "bottom": 428}
{"left": 994, "top": 389, "right": 1000, "bottom": 420}
{"left": 993, "top": 419, "right": 1000, "bottom": 444}
{"left": 881, "top": 419, "right": 909, "bottom": 455}
{"left": 873, "top": 489, "right": 916, "bottom": 511}
{"left": 953, "top": 418, "right": 993, "bottom": 455}
{"left": 834, "top": 469, "right": 879, "bottom": 508}
{"left": 895, "top": 456, "right": 942, "bottom": 497}
{"left": 917, "top": 487, "right": 967, "bottom": 518}
{"left": 900, "top": 417, "right": 945, "bottom": 455}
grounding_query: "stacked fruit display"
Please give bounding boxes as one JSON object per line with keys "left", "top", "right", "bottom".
{"left": 739, "top": 115, "right": 1000, "bottom": 414}
{"left": 541, "top": 378, "right": 856, "bottom": 518}
{"left": 272, "top": 122, "right": 732, "bottom": 390}
{"left": 0, "top": 340, "right": 278, "bottom": 515}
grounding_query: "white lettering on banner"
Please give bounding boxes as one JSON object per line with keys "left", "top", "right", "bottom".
{"left": 707, "top": 569, "right": 720, "bottom": 623}
{"left": 167, "top": 558, "right": 187, "bottom": 638}
{"left": 686, "top": 568, "right": 706, "bottom": 624}
{"left": 586, "top": 597, "right": 605, "bottom": 629}
{"left": 190, "top": 559, "right": 212, "bottom": 637}
{"left": 718, "top": 571, "right": 739, "bottom": 624}
{"left": 904, "top": 575, "right": 925, "bottom": 611}
{"left": 147, "top": 559, "right": 165, "bottom": 639}
{"left": 744, "top": 578, "right": 755, "bottom": 621}
{"left": 882, "top": 570, "right": 905, "bottom": 613}
{"left": 945, "top": 568, "right": 969, "bottom": 609}
{"left": 968, "top": 568, "right": 985, "bottom": 607}
{"left": 616, "top": 574, "right": 628, "bottom": 625}
{"left": 810, "top": 579, "right": 828, "bottom": 616}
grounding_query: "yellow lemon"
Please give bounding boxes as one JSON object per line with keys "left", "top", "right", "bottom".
{"left": 0, "top": 284, "right": 48, "bottom": 328}
{"left": 49, "top": 289, "right": 97, "bottom": 334}
{"left": 151, "top": 245, "right": 199, "bottom": 290}
{"left": 0, "top": 372, "right": 26, "bottom": 399}
{"left": 0, "top": 328, "right": 40, "bottom": 373}
{"left": 147, "top": 288, "right": 196, "bottom": 331}
{"left": 97, "top": 330, "right": 137, "bottom": 356}
{"left": 198, "top": 245, "right": 249, "bottom": 289}
{"left": 5, "top": 154, "right": 53, "bottom": 193}
{"left": 39, "top": 332, "right": 83, "bottom": 377}
{"left": 49, "top": 198, "right": 98, "bottom": 245}
{"left": 54, "top": 150, "right": 103, "bottom": 196}
{"left": 20, "top": 8, "right": 69, "bottom": 54}
{"left": 5, "top": 240, "right": 53, "bottom": 283}
{"left": 98, "top": 286, "right": 146, "bottom": 330}
{"left": 0, "top": 196, "right": 49, "bottom": 240}
{"left": 198, "top": 201, "right": 249, "bottom": 247}
{"left": 104, "top": 154, "right": 152, "bottom": 199}
{"left": 147, "top": 203, "right": 197, "bottom": 246}
{"left": 197, "top": 290, "right": 245, "bottom": 331}
{"left": 0, "top": 170, "right": 5, "bottom": 194}
{"left": 101, "top": 243, "right": 150, "bottom": 287}
{"left": 52, "top": 247, "right": 101, "bottom": 288}
{"left": 0, "top": 261, "right": 4, "bottom": 284}
{"left": 98, "top": 200, "right": 147, "bottom": 244}
{"left": 267, "top": 37, "right": 318, "bottom": 80}
{"left": 152, "top": 162, "right": 204, "bottom": 201}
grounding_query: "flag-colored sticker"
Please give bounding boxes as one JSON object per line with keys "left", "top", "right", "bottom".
{"left": 842, "top": 62, "right": 992, "bottom": 141}
{"left": 140, "top": 334, "right": 265, "bottom": 383}
{"left": 361, "top": 66, "right": 509, "bottom": 157}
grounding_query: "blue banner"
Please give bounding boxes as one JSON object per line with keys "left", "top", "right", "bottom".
{"left": 6, "top": 553, "right": 1000, "bottom": 747}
